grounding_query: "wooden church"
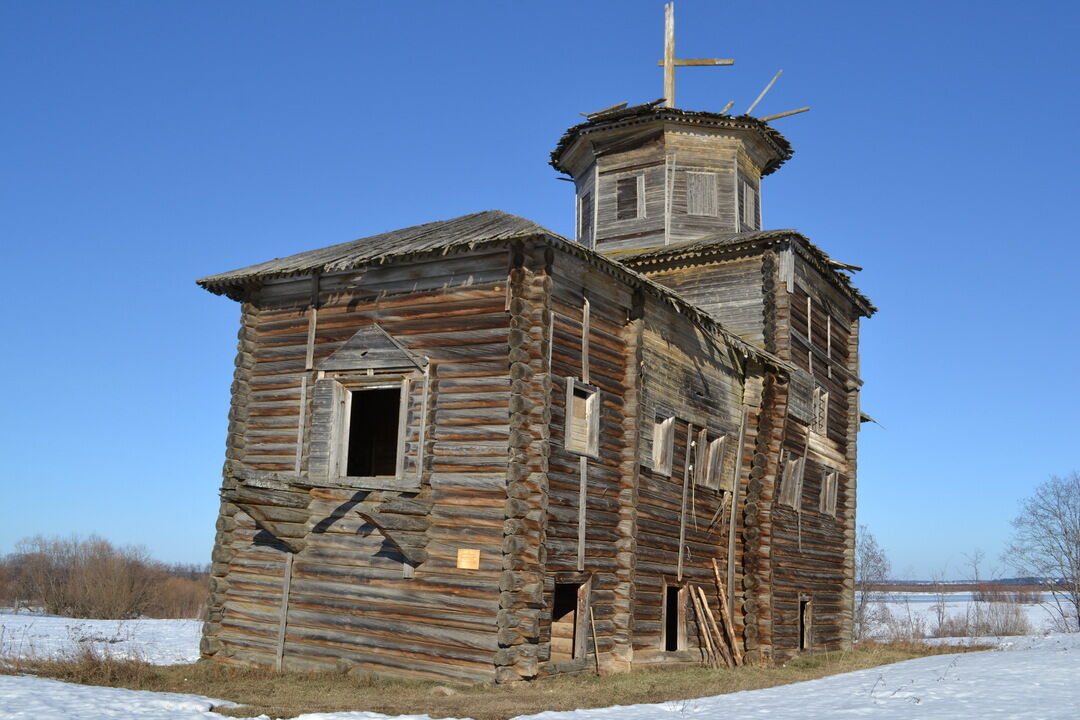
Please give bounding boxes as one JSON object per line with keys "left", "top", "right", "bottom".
{"left": 196, "top": 6, "right": 874, "bottom": 684}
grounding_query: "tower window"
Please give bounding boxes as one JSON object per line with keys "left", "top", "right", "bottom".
{"left": 578, "top": 191, "right": 594, "bottom": 245}
{"left": 739, "top": 178, "right": 760, "bottom": 230}
{"left": 616, "top": 175, "right": 645, "bottom": 220}
{"left": 687, "top": 172, "right": 718, "bottom": 216}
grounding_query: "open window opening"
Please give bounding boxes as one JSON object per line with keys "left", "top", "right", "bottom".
{"left": 798, "top": 598, "right": 812, "bottom": 651}
{"left": 663, "top": 584, "right": 685, "bottom": 652}
{"left": 565, "top": 381, "right": 599, "bottom": 457}
{"left": 551, "top": 582, "right": 585, "bottom": 662}
{"left": 345, "top": 387, "right": 401, "bottom": 477}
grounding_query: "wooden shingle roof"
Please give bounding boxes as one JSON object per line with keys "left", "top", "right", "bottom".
{"left": 197, "top": 210, "right": 549, "bottom": 298}
{"left": 615, "top": 229, "right": 876, "bottom": 317}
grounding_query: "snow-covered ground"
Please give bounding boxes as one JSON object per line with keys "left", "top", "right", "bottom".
{"left": 2, "top": 608, "right": 1078, "bottom": 720}
{"left": 0, "top": 611, "right": 201, "bottom": 665}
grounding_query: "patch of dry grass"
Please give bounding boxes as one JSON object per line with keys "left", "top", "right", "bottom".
{"left": 3, "top": 641, "right": 989, "bottom": 720}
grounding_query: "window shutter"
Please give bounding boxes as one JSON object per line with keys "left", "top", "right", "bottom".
{"left": 687, "top": 172, "right": 718, "bottom": 216}
{"left": 820, "top": 470, "right": 839, "bottom": 516}
{"left": 308, "top": 379, "right": 343, "bottom": 480}
{"left": 779, "top": 454, "right": 806, "bottom": 508}
{"left": 788, "top": 370, "right": 814, "bottom": 424}
{"left": 652, "top": 416, "right": 675, "bottom": 475}
{"left": 705, "top": 436, "right": 726, "bottom": 490}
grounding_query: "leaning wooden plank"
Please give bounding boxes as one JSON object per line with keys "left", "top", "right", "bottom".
{"left": 689, "top": 586, "right": 717, "bottom": 668}
{"left": 712, "top": 557, "right": 743, "bottom": 666}
{"left": 696, "top": 585, "right": 733, "bottom": 668}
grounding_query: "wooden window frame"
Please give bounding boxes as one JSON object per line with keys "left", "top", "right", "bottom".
{"left": 318, "top": 371, "right": 422, "bottom": 490}
{"left": 564, "top": 378, "right": 600, "bottom": 458}
{"left": 740, "top": 178, "right": 759, "bottom": 230}
{"left": 652, "top": 415, "right": 676, "bottom": 475}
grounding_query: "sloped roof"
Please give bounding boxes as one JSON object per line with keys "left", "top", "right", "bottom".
{"left": 550, "top": 102, "right": 794, "bottom": 177}
{"left": 197, "top": 211, "right": 548, "bottom": 297}
{"left": 196, "top": 210, "right": 794, "bottom": 373}
{"left": 615, "top": 229, "right": 876, "bottom": 317}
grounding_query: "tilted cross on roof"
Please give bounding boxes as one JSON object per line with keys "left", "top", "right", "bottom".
{"left": 658, "top": 2, "right": 734, "bottom": 108}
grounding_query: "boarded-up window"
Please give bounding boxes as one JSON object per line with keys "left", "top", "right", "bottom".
{"left": 812, "top": 387, "right": 829, "bottom": 435}
{"left": 652, "top": 416, "right": 675, "bottom": 475}
{"left": 778, "top": 454, "right": 806, "bottom": 509}
{"left": 579, "top": 191, "right": 594, "bottom": 245}
{"left": 565, "top": 380, "right": 599, "bottom": 456}
{"left": 686, "top": 172, "right": 718, "bottom": 216}
{"left": 739, "top": 178, "right": 759, "bottom": 230}
{"left": 616, "top": 175, "right": 645, "bottom": 220}
{"left": 788, "top": 369, "right": 814, "bottom": 424}
{"left": 820, "top": 470, "right": 839, "bottom": 516}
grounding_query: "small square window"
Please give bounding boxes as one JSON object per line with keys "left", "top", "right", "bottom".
{"left": 565, "top": 380, "right": 599, "bottom": 456}
{"left": 652, "top": 416, "right": 675, "bottom": 475}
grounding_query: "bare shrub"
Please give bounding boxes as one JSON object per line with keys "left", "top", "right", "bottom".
{"left": 1007, "top": 472, "right": 1080, "bottom": 632}
{"left": 931, "top": 600, "right": 1032, "bottom": 638}
{"left": 854, "top": 526, "right": 891, "bottom": 640}
{"left": 2, "top": 535, "right": 206, "bottom": 619}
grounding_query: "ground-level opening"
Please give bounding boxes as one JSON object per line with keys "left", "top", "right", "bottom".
{"left": 664, "top": 584, "right": 684, "bottom": 651}
{"left": 346, "top": 387, "right": 401, "bottom": 477}
{"left": 799, "top": 597, "right": 812, "bottom": 651}
{"left": 551, "top": 583, "right": 583, "bottom": 662}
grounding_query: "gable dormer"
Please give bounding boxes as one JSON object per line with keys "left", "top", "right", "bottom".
{"left": 550, "top": 102, "right": 793, "bottom": 254}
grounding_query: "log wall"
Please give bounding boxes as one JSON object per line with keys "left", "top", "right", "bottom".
{"left": 203, "top": 249, "right": 516, "bottom": 683}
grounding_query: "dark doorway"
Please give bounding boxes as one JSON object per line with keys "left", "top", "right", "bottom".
{"left": 551, "top": 583, "right": 583, "bottom": 662}
{"left": 664, "top": 585, "right": 682, "bottom": 651}
{"left": 346, "top": 387, "right": 401, "bottom": 477}
{"left": 799, "top": 598, "right": 812, "bottom": 651}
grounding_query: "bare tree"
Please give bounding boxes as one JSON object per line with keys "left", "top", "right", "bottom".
{"left": 1007, "top": 472, "right": 1080, "bottom": 632}
{"left": 854, "top": 525, "right": 892, "bottom": 640}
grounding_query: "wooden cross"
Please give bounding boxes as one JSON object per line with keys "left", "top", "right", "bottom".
{"left": 658, "top": 2, "right": 734, "bottom": 108}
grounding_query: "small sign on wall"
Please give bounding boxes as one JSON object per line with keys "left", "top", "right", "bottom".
{"left": 456, "top": 548, "right": 480, "bottom": 570}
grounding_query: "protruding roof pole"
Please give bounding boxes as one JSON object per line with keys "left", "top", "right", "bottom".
{"left": 659, "top": 3, "right": 734, "bottom": 110}
{"left": 746, "top": 70, "right": 783, "bottom": 115}
{"left": 664, "top": 3, "right": 676, "bottom": 107}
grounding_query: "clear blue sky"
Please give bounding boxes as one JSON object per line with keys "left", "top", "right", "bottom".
{"left": 2, "top": 1, "right": 1077, "bottom": 579}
